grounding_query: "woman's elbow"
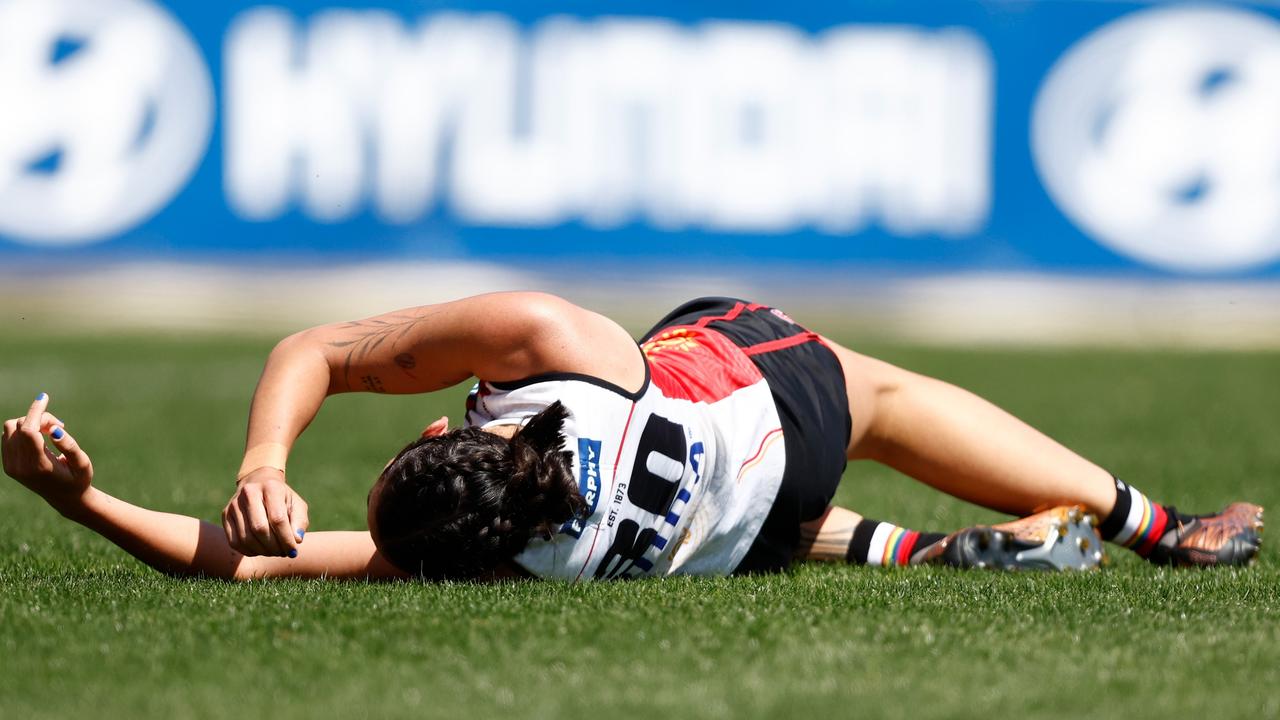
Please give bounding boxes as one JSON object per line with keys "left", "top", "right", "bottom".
{"left": 271, "top": 328, "right": 320, "bottom": 358}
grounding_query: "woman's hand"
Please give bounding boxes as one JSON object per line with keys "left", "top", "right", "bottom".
{"left": 222, "top": 467, "right": 310, "bottom": 557}
{"left": 2, "top": 393, "right": 93, "bottom": 516}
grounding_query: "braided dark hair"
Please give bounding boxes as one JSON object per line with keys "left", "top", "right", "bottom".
{"left": 371, "top": 401, "right": 585, "bottom": 580}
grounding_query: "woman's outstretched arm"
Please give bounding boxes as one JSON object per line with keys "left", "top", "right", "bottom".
{"left": 71, "top": 490, "right": 406, "bottom": 580}
{"left": 3, "top": 394, "right": 406, "bottom": 581}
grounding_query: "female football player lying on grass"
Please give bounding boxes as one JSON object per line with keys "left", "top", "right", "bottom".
{"left": 2, "top": 294, "right": 1264, "bottom": 582}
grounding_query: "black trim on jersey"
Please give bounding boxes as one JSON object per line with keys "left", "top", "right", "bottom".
{"left": 487, "top": 344, "right": 651, "bottom": 402}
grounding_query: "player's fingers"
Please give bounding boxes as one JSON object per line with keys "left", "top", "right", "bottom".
{"left": 227, "top": 502, "right": 267, "bottom": 556}
{"left": 263, "top": 482, "right": 298, "bottom": 556}
{"left": 238, "top": 530, "right": 269, "bottom": 557}
{"left": 22, "top": 412, "right": 65, "bottom": 431}
{"left": 47, "top": 426, "right": 92, "bottom": 479}
{"left": 1, "top": 420, "right": 19, "bottom": 475}
{"left": 223, "top": 504, "right": 244, "bottom": 548}
{"left": 12, "top": 415, "right": 54, "bottom": 469}
{"left": 224, "top": 515, "right": 245, "bottom": 556}
{"left": 23, "top": 393, "right": 49, "bottom": 434}
{"left": 291, "top": 493, "right": 310, "bottom": 543}
{"left": 221, "top": 512, "right": 238, "bottom": 555}
{"left": 241, "top": 487, "right": 284, "bottom": 556}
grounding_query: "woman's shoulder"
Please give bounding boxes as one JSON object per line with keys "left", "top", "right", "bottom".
{"left": 477, "top": 292, "right": 647, "bottom": 396}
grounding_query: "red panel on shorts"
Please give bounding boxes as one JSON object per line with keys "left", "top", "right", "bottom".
{"left": 641, "top": 325, "right": 763, "bottom": 403}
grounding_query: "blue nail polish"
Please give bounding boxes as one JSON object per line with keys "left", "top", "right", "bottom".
{"left": 288, "top": 549, "right": 298, "bottom": 558}
{"left": 36, "top": 392, "right": 47, "bottom": 401}
{"left": 51, "top": 427, "right": 64, "bottom": 440}
{"left": 297, "top": 529, "right": 305, "bottom": 540}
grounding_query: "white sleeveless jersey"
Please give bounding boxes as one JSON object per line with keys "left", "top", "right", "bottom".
{"left": 463, "top": 325, "right": 786, "bottom": 580}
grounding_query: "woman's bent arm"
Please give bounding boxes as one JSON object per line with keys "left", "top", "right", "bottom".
{"left": 228, "top": 291, "right": 644, "bottom": 557}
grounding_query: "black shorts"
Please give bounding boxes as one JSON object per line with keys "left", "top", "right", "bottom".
{"left": 641, "top": 297, "right": 852, "bottom": 574}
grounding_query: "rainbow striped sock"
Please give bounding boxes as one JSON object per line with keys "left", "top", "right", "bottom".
{"left": 847, "top": 519, "right": 946, "bottom": 566}
{"left": 1098, "top": 477, "right": 1173, "bottom": 557}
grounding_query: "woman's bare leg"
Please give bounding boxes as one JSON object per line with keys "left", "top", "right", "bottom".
{"left": 797, "top": 506, "right": 865, "bottom": 562}
{"left": 823, "top": 338, "right": 1117, "bottom": 518}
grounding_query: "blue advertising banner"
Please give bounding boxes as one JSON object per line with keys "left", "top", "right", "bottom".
{"left": 1, "top": 0, "right": 1279, "bottom": 277}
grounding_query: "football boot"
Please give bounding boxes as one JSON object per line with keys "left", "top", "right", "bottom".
{"left": 1144, "top": 502, "right": 1263, "bottom": 567}
{"left": 912, "top": 505, "right": 1105, "bottom": 571}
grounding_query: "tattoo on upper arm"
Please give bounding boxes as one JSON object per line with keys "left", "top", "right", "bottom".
{"left": 324, "top": 313, "right": 434, "bottom": 391}
{"left": 394, "top": 353, "right": 417, "bottom": 376}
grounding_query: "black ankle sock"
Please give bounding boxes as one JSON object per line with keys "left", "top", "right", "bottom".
{"left": 917, "top": 531, "right": 948, "bottom": 548}
{"left": 846, "top": 519, "right": 946, "bottom": 566}
{"left": 1098, "top": 477, "right": 1175, "bottom": 557}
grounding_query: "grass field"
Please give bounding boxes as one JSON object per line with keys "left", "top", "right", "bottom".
{"left": 1, "top": 331, "right": 1278, "bottom": 719}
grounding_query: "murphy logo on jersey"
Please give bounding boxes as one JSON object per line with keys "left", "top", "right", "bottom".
{"left": 560, "top": 438, "right": 602, "bottom": 538}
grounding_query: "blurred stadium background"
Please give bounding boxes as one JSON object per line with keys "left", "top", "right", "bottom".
{"left": 3, "top": 0, "right": 1280, "bottom": 343}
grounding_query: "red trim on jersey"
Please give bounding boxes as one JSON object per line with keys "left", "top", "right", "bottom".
{"left": 690, "top": 301, "right": 764, "bottom": 328}
{"left": 741, "top": 331, "right": 822, "bottom": 357}
{"left": 573, "top": 402, "right": 638, "bottom": 582}
{"left": 644, "top": 326, "right": 764, "bottom": 403}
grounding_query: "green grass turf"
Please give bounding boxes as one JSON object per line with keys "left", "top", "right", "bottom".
{"left": 1, "top": 332, "right": 1278, "bottom": 719}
